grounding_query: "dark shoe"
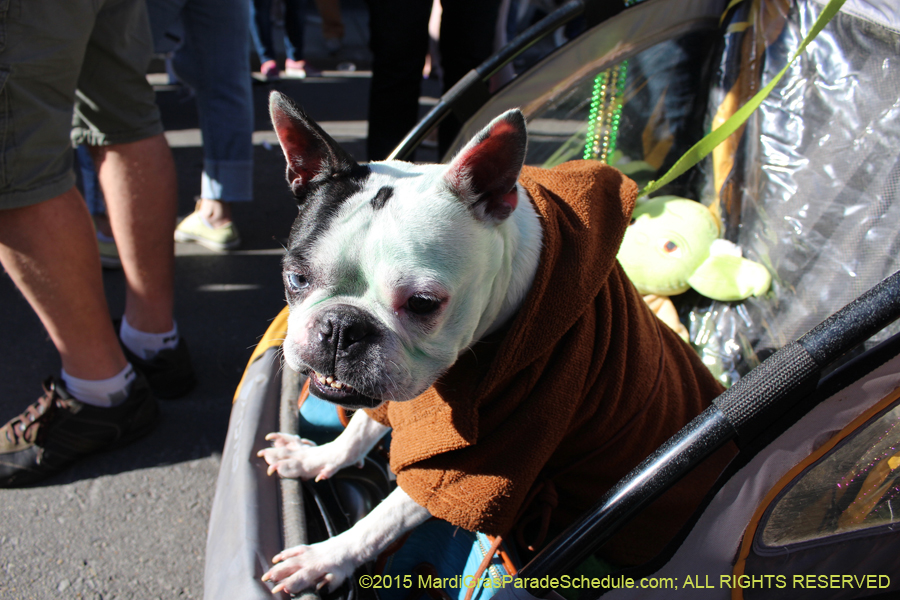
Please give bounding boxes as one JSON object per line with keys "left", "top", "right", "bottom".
{"left": 0, "top": 376, "right": 159, "bottom": 488}
{"left": 116, "top": 324, "right": 197, "bottom": 400}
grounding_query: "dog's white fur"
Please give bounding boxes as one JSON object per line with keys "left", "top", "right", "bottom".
{"left": 281, "top": 169, "right": 543, "bottom": 403}
{"left": 259, "top": 104, "right": 543, "bottom": 595}
{"left": 259, "top": 412, "right": 424, "bottom": 594}
{"left": 260, "top": 197, "right": 540, "bottom": 594}
{"left": 259, "top": 189, "right": 539, "bottom": 588}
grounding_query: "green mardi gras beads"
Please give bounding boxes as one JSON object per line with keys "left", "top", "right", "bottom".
{"left": 583, "top": 60, "right": 627, "bottom": 164}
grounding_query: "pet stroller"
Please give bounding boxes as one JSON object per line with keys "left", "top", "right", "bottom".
{"left": 204, "top": 0, "right": 900, "bottom": 597}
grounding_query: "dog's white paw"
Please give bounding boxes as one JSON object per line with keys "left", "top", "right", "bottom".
{"left": 257, "top": 433, "right": 360, "bottom": 481}
{"left": 262, "top": 539, "right": 357, "bottom": 595}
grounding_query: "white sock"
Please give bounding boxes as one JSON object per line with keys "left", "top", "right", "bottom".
{"left": 61, "top": 364, "right": 136, "bottom": 407}
{"left": 119, "top": 316, "right": 179, "bottom": 360}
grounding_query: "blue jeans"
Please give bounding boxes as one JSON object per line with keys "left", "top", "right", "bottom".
{"left": 149, "top": 0, "right": 254, "bottom": 203}
{"left": 250, "top": 0, "right": 307, "bottom": 64}
{"left": 76, "top": 146, "right": 105, "bottom": 215}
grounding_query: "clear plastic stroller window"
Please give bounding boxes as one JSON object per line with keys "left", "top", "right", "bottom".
{"left": 522, "top": 30, "right": 719, "bottom": 202}
{"left": 760, "top": 401, "right": 900, "bottom": 547}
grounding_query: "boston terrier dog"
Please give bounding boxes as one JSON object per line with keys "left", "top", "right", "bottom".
{"left": 257, "top": 91, "right": 727, "bottom": 594}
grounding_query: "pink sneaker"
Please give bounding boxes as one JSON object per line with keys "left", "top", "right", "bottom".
{"left": 260, "top": 60, "right": 279, "bottom": 80}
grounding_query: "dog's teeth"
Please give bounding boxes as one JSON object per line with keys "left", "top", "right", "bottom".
{"left": 312, "top": 371, "right": 351, "bottom": 391}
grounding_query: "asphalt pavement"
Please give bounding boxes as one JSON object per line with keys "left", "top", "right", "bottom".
{"left": 0, "top": 3, "right": 440, "bottom": 598}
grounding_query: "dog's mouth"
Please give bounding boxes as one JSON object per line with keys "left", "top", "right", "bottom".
{"left": 307, "top": 371, "right": 384, "bottom": 409}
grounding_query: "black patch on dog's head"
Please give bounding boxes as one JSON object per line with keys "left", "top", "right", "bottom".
{"left": 270, "top": 91, "right": 374, "bottom": 269}
{"left": 370, "top": 186, "right": 393, "bottom": 211}
{"left": 270, "top": 91, "right": 364, "bottom": 206}
{"left": 283, "top": 166, "right": 371, "bottom": 265}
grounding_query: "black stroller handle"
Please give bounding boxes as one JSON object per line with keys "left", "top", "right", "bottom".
{"left": 716, "top": 268, "right": 900, "bottom": 442}
{"left": 517, "top": 268, "right": 900, "bottom": 584}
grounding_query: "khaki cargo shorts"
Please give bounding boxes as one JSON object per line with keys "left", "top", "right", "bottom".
{"left": 0, "top": 0, "right": 164, "bottom": 210}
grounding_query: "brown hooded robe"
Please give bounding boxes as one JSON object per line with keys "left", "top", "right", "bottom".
{"left": 366, "top": 161, "right": 731, "bottom": 564}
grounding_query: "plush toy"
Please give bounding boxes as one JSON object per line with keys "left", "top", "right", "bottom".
{"left": 618, "top": 195, "right": 771, "bottom": 340}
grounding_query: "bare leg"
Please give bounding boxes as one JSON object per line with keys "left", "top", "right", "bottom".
{"left": 195, "top": 197, "right": 233, "bottom": 228}
{"left": 0, "top": 187, "right": 127, "bottom": 380}
{"left": 89, "top": 133, "right": 178, "bottom": 334}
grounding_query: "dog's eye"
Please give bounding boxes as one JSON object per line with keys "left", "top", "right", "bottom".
{"left": 406, "top": 295, "right": 441, "bottom": 316}
{"left": 285, "top": 272, "right": 309, "bottom": 292}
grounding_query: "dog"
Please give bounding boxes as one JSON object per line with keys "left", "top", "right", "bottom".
{"left": 258, "top": 91, "right": 729, "bottom": 595}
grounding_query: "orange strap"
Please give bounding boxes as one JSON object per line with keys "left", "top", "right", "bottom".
{"left": 493, "top": 535, "right": 519, "bottom": 577}
{"left": 297, "top": 377, "right": 310, "bottom": 409}
{"left": 464, "top": 536, "right": 505, "bottom": 600}
{"left": 338, "top": 406, "right": 352, "bottom": 428}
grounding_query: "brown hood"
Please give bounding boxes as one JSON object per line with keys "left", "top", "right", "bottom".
{"left": 365, "top": 161, "right": 729, "bottom": 564}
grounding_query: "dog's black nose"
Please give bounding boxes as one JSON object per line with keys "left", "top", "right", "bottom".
{"left": 343, "top": 320, "right": 371, "bottom": 345}
{"left": 314, "top": 306, "right": 380, "bottom": 353}
{"left": 316, "top": 319, "right": 333, "bottom": 341}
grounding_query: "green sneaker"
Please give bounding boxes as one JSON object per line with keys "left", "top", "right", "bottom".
{"left": 0, "top": 376, "right": 158, "bottom": 488}
{"left": 174, "top": 209, "right": 241, "bottom": 252}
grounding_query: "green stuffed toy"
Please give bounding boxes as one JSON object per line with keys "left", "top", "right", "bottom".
{"left": 618, "top": 195, "right": 771, "bottom": 341}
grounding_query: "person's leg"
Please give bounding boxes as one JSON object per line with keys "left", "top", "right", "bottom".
{"left": 0, "top": 0, "right": 128, "bottom": 381}
{"left": 437, "top": 0, "right": 502, "bottom": 156}
{"left": 250, "top": 0, "right": 279, "bottom": 77}
{"left": 282, "top": 0, "right": 315, "bottom": 77}
{"left": 88, "top": 134, "right": 177, "bottom": 334}
{"left": 0, "top": 195, "right": 156, "bottom": 484}
{"left": 73, "top": 0, "right": 195, "bottom": 394}
{"left": 438, "top": 0, "right": 500, "bottom": 88}
{"left": 283, "top": 0, "right": 306, "bottom": 62}
{"left": 313, "top": 0, "right": 344, "bottom": 52}
{"left": 167, "top": 0, "right": 252, "bottom": 250}
{"left": 0, "top": 0, "right": 186, "bottom": 488}
{"left": 73, "top": 0, "right": 177, "bottom": 334}
{"left": 366, "top": 0, "right": 431, "bottom": 161}
{"left": 0, "top": 189, "right": 128, "bottom": 381}
{"left": 145, "top": 0, "right": 237, "bottom": 230}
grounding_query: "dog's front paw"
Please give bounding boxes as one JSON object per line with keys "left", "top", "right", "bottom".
{"left": 262, "top": 540, "right": 357, "bottom": 595}
{"left": 257, "top": 433, "right": 359, "bottom": 481}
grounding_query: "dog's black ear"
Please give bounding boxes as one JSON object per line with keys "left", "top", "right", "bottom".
{"left": 269, "top": 91, "right": 360, "bottom": 203}
{"left": 443, "top": 109, "right": 528, "bottom": 223}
